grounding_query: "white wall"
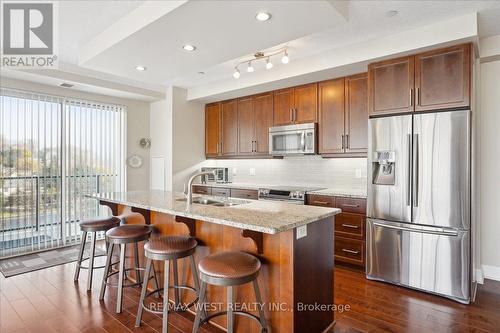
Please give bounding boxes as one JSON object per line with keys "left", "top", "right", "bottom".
{"left": 0, "top": 77, "right": 151, "bottom": 190}
{"left": 149, "top": 87, "right": 205, "bottom": 192}
{"left": 478, "top": 58, "right": 500, "bottom": 281}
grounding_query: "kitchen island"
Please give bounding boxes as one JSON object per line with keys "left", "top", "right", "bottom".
{"left": 90, "top": 190, "right": 340, "bottom": 333}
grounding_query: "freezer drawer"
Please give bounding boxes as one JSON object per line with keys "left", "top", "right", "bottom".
{"left": 366, "top": 218, "right": 470, "bottom": 303}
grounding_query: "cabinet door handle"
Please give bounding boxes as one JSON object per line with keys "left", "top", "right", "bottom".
{"left": 294, "top": 108, "right": 297, "bottom": 123}
{"left": 341, "top": 203, "right": 359, "bottom": 208}
{"left": 409, "top": 89, "right": 414, "bottom": 107}
{"left": 341, "top": 134, "right": 345, "bottom": 149}
{"left": 346, "top": 134, "right": 349, "bottom": 149}
{"left": 220, "top": 142, "right": 223, "bottom": 155}
{"left": 251, "top": 140, "right": 255, "bottom": 152}
{"left": 255, "top": 140, "right": 258, "bottom": 152}
{"left": 313, "top": 200, "right": 330, "bottom": 205}
{"left": 342, "top": 248, "right": 359, "bottom": 254}
{"left": 417, "top": 87, "right": 420, "bottom": 106}
{"left": 341, "top": 224, "right": 359, "bottom": 229}
{"left": 290, "top": 108, "right": 293, "bottom": 122}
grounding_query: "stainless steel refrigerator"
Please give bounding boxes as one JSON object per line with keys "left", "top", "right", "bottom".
{"left": 366, "top": 110, "right": 471, "bottom": 304}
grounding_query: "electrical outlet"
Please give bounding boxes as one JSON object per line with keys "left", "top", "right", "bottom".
{"left": 296, "top": 225, "right": 307, "bottom": 239}
{"left": 249, "top": 168, "right": 256, "bottom": 176}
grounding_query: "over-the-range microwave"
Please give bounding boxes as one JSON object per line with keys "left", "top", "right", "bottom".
{"left": 269, "top": 123, "right": 317, "bottom": 156}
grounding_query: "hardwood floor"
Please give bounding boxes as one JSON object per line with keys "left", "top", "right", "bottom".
{"left": 1, "top": 259, "right": 499, "bottom": 333}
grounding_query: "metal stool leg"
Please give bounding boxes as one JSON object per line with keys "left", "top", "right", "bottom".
{"left": 116, "top": 244, "right": 126, "bottom": 313}
{"left": 135, "top": 257, "right": 152, "bottom": 327}
{"left": 99, "top": 243, "right": 114, "bottom": 300}
{"left": 73, "top": 231, "right": 87, "bottom": 282}
{"left": 172, "top": 259, "right": 180, "bottom": 309}
{"left": 189, "top": 255, "right": 206, "bottom": 318}
{"left": 227, "top": 286, "right": 234, "bottom": 333}
{"left": 253, "top": 279, "right": 268, "bottom": 332}
{"left": 192, "top": 281, "right": 206, "bottom": 333}
{"left": 86, "top": 232, "right": 96, "bottom": 291}
{"left": 134, "top": 242, "right": 142, "bottom": 285}
{"left": 152, "top": 261, "right": 161, "bottom": 298}
{"left": 162, "top": 260, "right": 170, "bottom": 333}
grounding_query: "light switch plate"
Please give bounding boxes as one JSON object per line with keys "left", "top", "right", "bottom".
{"left": 296, "top": 225, "right": 307, "bottom": 239}
{"left": 249, "top": 168, "right": 256, "bottom": 176}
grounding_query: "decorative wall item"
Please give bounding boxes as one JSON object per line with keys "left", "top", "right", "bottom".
{"left": 127, "top": 154, "right": 143, "bottom": 168}
{"left": 139, "top": 138, "right": 151, "bottom": 148}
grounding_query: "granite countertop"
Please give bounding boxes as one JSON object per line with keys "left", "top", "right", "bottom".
{"left": 89, "top": 191, "right": 340, "bottom": 234}
{"left": 306, "top": 188, "right": 367, "bottom": 199}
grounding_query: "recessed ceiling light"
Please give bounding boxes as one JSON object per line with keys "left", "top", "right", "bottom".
{"left": 198, "top": 71, "right": 205, "bottom": 75}
{"left": 135, "top": 66, "right": 146, "bottom": 71}
{"left": 183, "top": 44, "right": 196, "bottom": 51}
{"left": 255, "top": 12, "right": 271, "bottom": 21}
{"left": 386, "top": 10, "right": 398, "bottom": 17}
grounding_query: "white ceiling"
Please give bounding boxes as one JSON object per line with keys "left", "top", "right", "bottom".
{"left": 3, "top": 0, "right": 500, "bottom": 101}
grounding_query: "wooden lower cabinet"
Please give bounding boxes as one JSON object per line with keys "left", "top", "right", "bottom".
{"left": 192, "top": 185, "right": 211, "bottom": 195}
{"left": 307, "top": 194, "right": 367, "bottom": 268}
{"left": 192, "top": 185, "right": 258, "bottom": 200}
{"left": 231, "top": 188, "right": 258, "bottom": 200}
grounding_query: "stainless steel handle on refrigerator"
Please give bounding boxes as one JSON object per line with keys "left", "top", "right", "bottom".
{"left": 407, "top": 134, "right": 412, "bottom": 206}
{"left": 372, "top": 221, "right": 459, "bottom": 236}
{"left": 413, "top": 134, "right": 419, "bottom": 207}
{"left": 301, "top": 131, "right": 306, "bottom": 151}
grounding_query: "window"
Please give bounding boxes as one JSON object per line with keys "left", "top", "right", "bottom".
{"left": 0, "top": 88, "right": 126, "bottom": 257}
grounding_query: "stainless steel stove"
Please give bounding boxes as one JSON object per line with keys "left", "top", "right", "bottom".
{"left": 258, "top": 186, "right": 325, "bottom": 205}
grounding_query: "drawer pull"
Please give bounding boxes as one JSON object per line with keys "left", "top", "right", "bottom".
{"left": 341, "top": 203, "right": 359, "bottom": 208}
{"left": 342, "top": 248, "right": 359, "bottom": 254}
{"left": 313, "top": 201, "right": 330, "bottom": 205}
{"left": 341, "top": 224, "right": 359, "bottom": 229}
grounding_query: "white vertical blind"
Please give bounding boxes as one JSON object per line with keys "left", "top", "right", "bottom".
{"left": 0, "top": 88, "right": 126, "bottom": 257}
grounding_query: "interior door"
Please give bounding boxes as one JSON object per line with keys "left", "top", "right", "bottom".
{"left": 318, "top": 78, "right": 345, "bottom": 154}
{"left": 294, "top": 83, "right": 318, "bottom": 124}
{"left": 412, "top": 110, "right": 470, "bottom": 229}
{"left": 237, "top": 97, "right": 255, "bottom": 156}
{"left": 205, "top": 103, "right": 220, "bottom": 157}
{"left": 367, "top": 115, "right": 412, "bottom": 223}
{"left": 345, "top": 73, "right": 368, "bottom": 154}
{"left": 220, "top": 100, "right": 238, "bottom": 156}
{"left": 253, "top": 92, "right": 273, "bottom": 155}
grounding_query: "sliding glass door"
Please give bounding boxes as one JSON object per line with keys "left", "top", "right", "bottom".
{"left": 0, "top": 89, "right": 126, "bottom": 258}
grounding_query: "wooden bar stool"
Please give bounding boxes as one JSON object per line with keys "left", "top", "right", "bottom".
{"left": 99, "top": 224, "right": 158, "bottom": 313}
{"left": 74, "top": 216, "right": 120, "bottom": 291}
{"left": 192, "top": 251, "right": 268, "bottom": 333}
{"left": 136, "top": 235, "right": 201, "bottom": 333}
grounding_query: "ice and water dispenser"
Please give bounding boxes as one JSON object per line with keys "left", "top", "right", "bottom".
{"left": 372, "top": 151, "right": 396, "bottom": 185}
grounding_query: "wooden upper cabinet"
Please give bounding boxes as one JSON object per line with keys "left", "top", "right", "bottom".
{"left": 253, "top": 92, "right": 273, "bottom": 155}
{"left": 368, "top": 56, "right": 415, "bottom": 116}
{"left": 294, "top": 83, "right": 318, "bottom": 124}
{"left": 237, "top": 97, "right": 254, "bottom": 156}
{"left": 205, "top": 103, "right": 220, "bottom": 157}
{"left": 220, "top": 100, "right": 238, "bottom": 156}
{"left": 319, "top": 78, "right": 345, "bottom": 154}
{"left": 345, "top": 73, "right": 368, "bottom": 154}
{"left": 273, "top": 88, "right": 294, "bottom": 125}
{"left": 415, "top": 43, "right": 470, "bottom": 112}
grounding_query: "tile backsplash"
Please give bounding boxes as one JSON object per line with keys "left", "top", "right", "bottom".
{"left": 201, "top": 156, "right": 367, "bottom": 190}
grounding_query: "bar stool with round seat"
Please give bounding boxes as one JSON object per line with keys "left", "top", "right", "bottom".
{"left": 99, "top": 224, "right": 157, "bottom": 313}
{"left": 192, "top": 251, "right": 268, "bottom": 333}
{"left": 74, "top": 216, "right": 121, "bottom": 291}
{"left": 135, "top": 235, "right": 201, "bottom": 333}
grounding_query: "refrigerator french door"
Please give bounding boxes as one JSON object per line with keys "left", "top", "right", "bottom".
{"left": 366, "top": 110, "right": 471, "bottom": 304}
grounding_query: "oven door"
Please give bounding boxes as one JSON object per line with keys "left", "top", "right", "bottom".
{"left": 269, "top": 124, "right": 316, "bottom": 156}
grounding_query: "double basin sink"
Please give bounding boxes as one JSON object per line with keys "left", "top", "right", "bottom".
{"left": 177, "top": 196, "right": 249, "bottom": 207}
